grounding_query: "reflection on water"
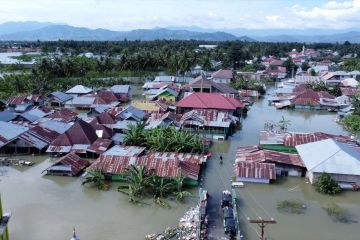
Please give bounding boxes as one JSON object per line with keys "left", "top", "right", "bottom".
{"left": 1, "top": 86, "right": 359, "bottom": 240}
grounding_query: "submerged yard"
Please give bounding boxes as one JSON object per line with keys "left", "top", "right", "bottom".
{"left": 1, "top": 86, "right": 360, "bottom": 240}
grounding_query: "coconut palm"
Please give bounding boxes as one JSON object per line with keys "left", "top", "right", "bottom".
{"left": 278, "top": 116, "right": 291, "bottom": 132}
{"left": 82, "top": 169, "right": 109, "bottom": 190}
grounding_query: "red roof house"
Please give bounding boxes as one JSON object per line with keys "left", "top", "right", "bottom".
{"left": 176, "top": 93, "right": 244, "bottom": 116}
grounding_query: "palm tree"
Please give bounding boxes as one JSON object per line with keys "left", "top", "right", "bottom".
{"left": 172, "top": 174, "right": 192, "bottom": 202}
{"left": 124, "top": 122, "right": 146, "bottom": 146}
{"left": 82, "top": 169, "right": 109, "bottom": 190}
{"left": 278, "top": 116, "right": 291, "bottom": 132}
{"left": 118, "top": 165, "right": 151, "bottom": 203}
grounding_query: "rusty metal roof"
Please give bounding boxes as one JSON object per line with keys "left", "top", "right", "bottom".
{"left": 88, "top": 150, "right": 205, "bottom": 180}
{"left": 6, "top": 95, "right": 29, "bottom": 105}
{"left": 47, "top": 108, "right": 78, "bottom": 123}
{"left": 260, "top": 131, "right": 286, "bottom": 145}
{"left": 180, "top": 109, "right": 236, "bottom": 128}
{"left": 283, "top": 132, "right": 355, "bottom": 147}
{"left": 103, "top": 145, "right": 146, "bottom": 157}
{"left": 236, "top": 146, "right": 304, "bottom": 168}
{"left": 45, "top": 153, "right": 90, "bottom": 175}
{"left": 234, "top": 162, "right": 276, "bottom": 180}
{"left": 89, "top": 155, "right": 133, "bottom": 174}
{"left": 18, "top": 126, "right": 59, "bottom": 150}
{"left": 87, "top": 138, "right": 112, "bottom": 154}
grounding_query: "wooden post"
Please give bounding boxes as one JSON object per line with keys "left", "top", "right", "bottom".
{"left": 248, "top": 218, "right": 276, "bottom": 240}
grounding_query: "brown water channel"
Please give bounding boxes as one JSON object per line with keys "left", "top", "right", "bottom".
{"left": 1, "top": 86, "right": 360, "bottom": 240}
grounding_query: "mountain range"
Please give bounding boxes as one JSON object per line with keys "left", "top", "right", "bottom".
{"left": 0, "top": 21, "right": 359, "bottom": 43}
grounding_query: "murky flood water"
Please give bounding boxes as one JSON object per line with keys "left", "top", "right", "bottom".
{"left": 1, "top": 155, "right": 196, "bottom": 240}
{"left": 1, "top": 86, "right": 360, "bottom": 240}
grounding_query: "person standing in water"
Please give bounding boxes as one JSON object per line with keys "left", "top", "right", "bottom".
{"left": 219, "top": 155, "right": 223, "bottom": 164}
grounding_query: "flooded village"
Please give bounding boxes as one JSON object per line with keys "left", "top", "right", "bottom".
{"left": 1, "top": 40, "right": 360, "bottom": 240}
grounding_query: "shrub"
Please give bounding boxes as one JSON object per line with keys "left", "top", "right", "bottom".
{"left": 323, "top": 203, "right": 349, "bottom": 223}
{"left": 315, "top": 172, "right": 342, "bottom": 195}
{"left": 277, "top": 199, "right": 306, "bottom": 214}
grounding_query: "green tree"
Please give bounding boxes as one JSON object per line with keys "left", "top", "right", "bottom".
{"left": 315, "top": 172, "right": 342, "bottom": 195}
{"left": 82, "top": 169, "right": 109, "bottom": 190}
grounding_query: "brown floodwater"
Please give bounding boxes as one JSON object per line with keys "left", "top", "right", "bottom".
{"left": 1, "top": 85, "right": 360, "bottom": 240}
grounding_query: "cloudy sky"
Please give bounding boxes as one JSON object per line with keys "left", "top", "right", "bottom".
{"left": 0, "top": 0, "right": 359, "bottom": 30}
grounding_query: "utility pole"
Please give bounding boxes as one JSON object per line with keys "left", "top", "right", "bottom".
{"left": 248, "top": 217, "right": 276, "bottom": 240}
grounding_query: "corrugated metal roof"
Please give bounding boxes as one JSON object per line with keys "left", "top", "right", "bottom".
{"left": 6, "top": 95, "right": 28, "bottom": 105}
{"left": 89, "top": 150, "right": 205, "bottom": 179}
{"left": 121, "top": 105, "right": 150, "bottom": 119}
{"left": 176, "top": 93, "right": 244, "bottom": 110}
{"left": 89, "top": 155, "right": 132, "bottom": 174}
{"left": 50, "top": 120, "right": 98, "bottom": 148}
{"left": 0, "top": 122, "right": 28, "bottom": 147}
{"left": 180, "top": 109, "right": 235, "bottom": 128}
{"left": 110, "top": 85, "right": 130, "bottom": 93}
{"left": 66, "top": 85, "right": 92, "bottom": 94}
{"left": 67, "top": 96, "right": 95, "bottom": 105}
{"left": 47, "top": 108, "right": 77, "bottom": 123}
{"left": 17, "top": 126, "right": 59, "bottom": 150}
{"left": 19, "top": 108, "right": 48, "bottom": 122}
{"left": 87, "top": 138, "right": 112, "bottom": 154}
{"left": 260, "top": 131, "right": 286, "bottom": 145}
{"left": 103, "top": 145, "right": 146, "bottom": 157}
{"left": 49, "top": 91, "right": 73, "bottom": 102}
{"left": 296, "top": 139, "right": 360, "bottom": 175}
{"left": 283, "top": 132, "right": 355, "bottom": 147}
{"left": 0, "top": 110, "right": 16, "bottom": 122}
{"left": 40, "top": 120, "right": 72, "bottom": 134}
{"left": 211, "top": 69, "right": 233, "bottom": 79}
{"left": 45, "top": 153, "right": 90, "bottom": 175}
{"left": 236, "top": 146, "right": 304, "bottom": 167}
{"left": 234, "top": 162, "right": 276, "bottom": 180}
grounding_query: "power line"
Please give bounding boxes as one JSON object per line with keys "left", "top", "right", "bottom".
{"left": 244, "top": 188, "right": 273, "bottom": 219}
{"left": 248, "top": 218, "right": 277, "bottom": 240}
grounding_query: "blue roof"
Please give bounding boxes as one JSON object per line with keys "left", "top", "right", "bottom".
{"left": 19, "top": 109, "right": 47, "bottom": 122}
{"left": 0, "top": 110, "right": 16, "bottom": 122}
{"left": 119, "top": 106, "right": 145, "bottom": 121}
{"left": 49, "top": 91, "right": 73, "bottom": 102}
{"left": 110, "top": 85, "right": 130, "bottom": 93}
{"left": 40, "top": 120, "right": 72, "bottom": 134}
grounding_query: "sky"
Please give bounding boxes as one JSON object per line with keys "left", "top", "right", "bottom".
{"left": 0, "top": 0, "right": 359, "bottom": 30}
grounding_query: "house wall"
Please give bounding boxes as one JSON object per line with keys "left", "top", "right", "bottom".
{"left": 294, "top": 105, "right": 321, "bottom": 110}
{"left": 309, "top": 172, "right": 360, "bottom": 185}
{"left": 157, "top": 93, "right": 176, "bottom": 102}
{"left": 212, "top": 78, "right": 231, "bottom": 84}
{"left": 275, "top": 166, "right": 304, "bottom": 177}
{"left": 236, "top": 177, "right": 270, "bottom": 184}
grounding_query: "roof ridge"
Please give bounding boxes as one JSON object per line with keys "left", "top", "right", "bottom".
{"left": 194, "top": 93, "right": 208, "bottom": 108}
{"left": 308, "top": 140, "right": 342, "bottom": 171}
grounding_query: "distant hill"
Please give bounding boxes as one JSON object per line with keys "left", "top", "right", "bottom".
{"left": 0, "top": 21, "right": 358, "bottom": 43}
{"left": 0, "top": 21, "right": 54, "bottom": 35}
{"left": 256, "top": 32, "right": 360, "bottom": 43}
{"left": 0, "top": 22, "right": 251, "bottom": 41}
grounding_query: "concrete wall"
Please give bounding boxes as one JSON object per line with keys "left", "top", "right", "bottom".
{"left": 307, "top": 171, "right": 360, "bottom": 185}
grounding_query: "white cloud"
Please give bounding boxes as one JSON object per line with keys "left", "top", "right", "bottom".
{"left": 324, "top": 1, "right": 353, "bottom": 9}
{"left": 0, "top": 0, "right": 359, "bottom": 30}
